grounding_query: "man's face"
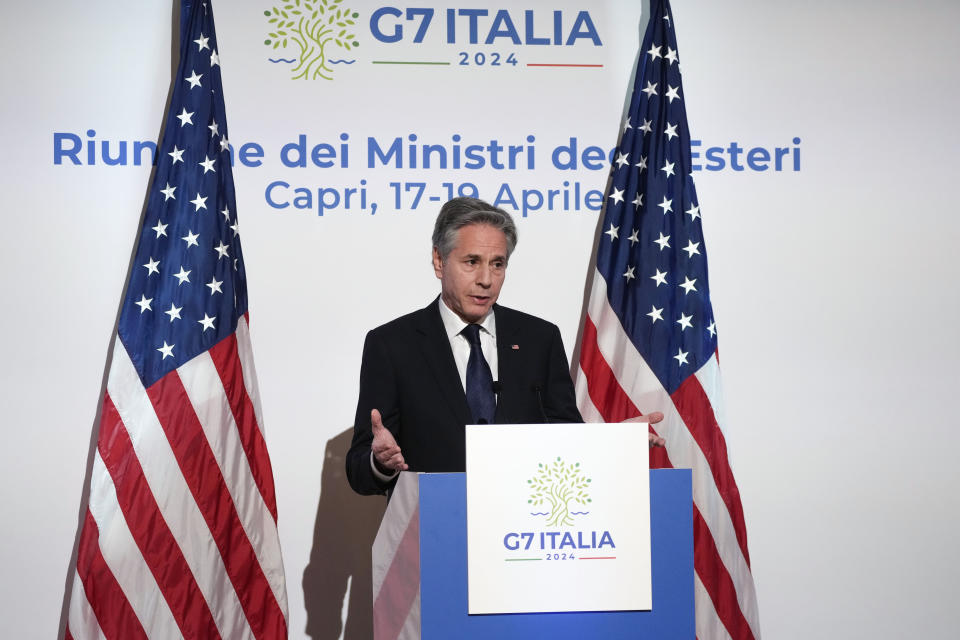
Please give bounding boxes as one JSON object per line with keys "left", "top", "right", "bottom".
{"left": 433, "top": 223, "right": 508, "bottom": 324}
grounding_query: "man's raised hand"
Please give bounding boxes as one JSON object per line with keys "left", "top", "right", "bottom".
{"left": 371, "top": 408, "right": 408, "bottom": 472}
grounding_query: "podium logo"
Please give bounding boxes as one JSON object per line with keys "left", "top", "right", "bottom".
{"left": 527, "top": 457, "right": 591, "bottom": 527}
{"left": 263, "top": 0, "right": 360, "bottom": 80}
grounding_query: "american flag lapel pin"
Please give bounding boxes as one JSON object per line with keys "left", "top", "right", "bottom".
{"left": 511, "top": 344, "right": 519, "bottom": 350}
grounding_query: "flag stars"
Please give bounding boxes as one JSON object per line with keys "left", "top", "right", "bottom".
{"left": 206, "top": 276, "right": 223, "bottom": 295}
{"left": 151, "top": 221, "right": 168, "bottom": 238}
{"left": 208, "top": 120, "right": 219, "bottom": 137}
{"left": 639, "top": 119, "right": 653, "bottom": 135}
{"left": 185, "top": 70, "right": 203, "bottom": 89}
{"left": 609, "top": 187, "right": 625, "bottom": 205}
{"left": 686, "top": 204, "right": 701, "bottom": 221}
{"left": 220, "top": 206, "right": 231, "bottom": 221}
{"left": 199, "top": 314, "right": 216, "bottom": 332}
{"left": 157, "top": 341, "right": 175, "bottom": 360}
{"left": 143, "top": 257, "right": 160, "bottom": 276}
{"left": 647, "top": 305, "right": 664, "bottom": 323}
{"left": 673, "top": 348, "right": 689, "bottom": 366}
{"left": 683, "top": 240, "right": 701, "bottom": 258}
{"left": 210, "top": 50, "right": 220, "bottom": 67}
{"left": 604, "top": 223, "right": 620, "bottom": 241}
{"left": 707, "top": 320, "right": 717, "bottom": 338}
{"left": 677, "top": 313, "right": 693, "bottom": 331}
{"left": 214, "top": 241, "right": 230, "bottom": 259}
{"left": 661, "top": 159, "right": 676, "bottom": 178}
{"left": 230, "top": 221, "right": 240, "bottom": 236}
{"left": 651, "top": 269, "right": 668, "bottom": 287}
{"left": 665, "top": 85, "right": 680, "bottom": 103}
{"left": 173, "top": 266, "right": 191, "bottom": 285}
{"left": 199, "top": 156, "right": 216, "bottom": 173}
{"left": 191, "top": 193, "right": 208, "bottom": 211}
{"left": 160, "top": 183, "right": 176, "bottom": 201}
{"left": 622, "top": 116, "right": 632, "bottom": 133}
{"left": 679, "top": 276, "right": 698, "bottom": 295}
{"left": 615, "top": 152, "right": 630, "bottom": 169}
{"left": 623, "top": 265, "right": 636, "bottom": 282}
{"left": 168, "top": 146, "right": 184, "bottom": 164}
{"left": 664, "top": 123, "right": 678, "bottom": 141}
{"left": 165, "top": 303, "right": 183, "bottom": 323}
{"left": 654, "top": 232, "right": 671, "bottom": 251}
{"left": 658, "top": 196, "right": 673, "bottom": 214}
{"left": 632, "top": 193, "right": 644, "bottom": 209}
{"left": 182, "top": 230, "right": 199, "bottom": 248}
{"left": 664, "top": 46, "right": 678, "bottom": 65}
{"left": 219, "top": 137, "right": 230, "bottom": 152}
{"left": 135, "top": 295, "right": 152, "bottom": 314}
{"left": 647, "top": 43, "right": 662, "bottom": 61}
{"left": 627, "top": 228, "right": 639, "bottom": 245}
{"left": 176, "top": 108, "right": 194, "bottom": 127}
{"left": 194, "top": 34, "right": 210, "bottom": 51}
{"left": 642, "top": 81, "right": 658, "bottom": 98}
{"left": 635, "top": 155, "right": 647, "bottom": 171}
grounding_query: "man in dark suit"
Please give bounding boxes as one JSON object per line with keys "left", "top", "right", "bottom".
{"left": 346, "top": 197, "right": 659, "bottom": 496}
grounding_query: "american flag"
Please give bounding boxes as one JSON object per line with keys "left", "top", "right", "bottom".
{"left": 65, "top": 1, "right": 288, "bottom": 638}
{"left": 573, "top": 1, "right": 761, "bottom": 638}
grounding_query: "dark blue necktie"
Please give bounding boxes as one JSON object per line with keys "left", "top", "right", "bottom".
{"left": 462, "top": 324, "right": 496, "bottom": 424}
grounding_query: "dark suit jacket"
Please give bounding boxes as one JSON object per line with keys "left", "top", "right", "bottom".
{"left": 346, "top": 298, "right": 583, "bottom": 495}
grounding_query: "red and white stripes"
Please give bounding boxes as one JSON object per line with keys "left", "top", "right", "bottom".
{"left": 372, "top": 473, "right": 422, "bottom": 640}
{"left": 575, "top": 269, "right": 761, "bottom": 640}
{"left": 67, "top": 317, "right": 287, "bottom": 640}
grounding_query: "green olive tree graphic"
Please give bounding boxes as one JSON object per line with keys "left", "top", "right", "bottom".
{"left": 263, "top": 0, "right": 359, "bottom": 80}
{"left": 527, "top": 458, "right": 591, "bottom": 527}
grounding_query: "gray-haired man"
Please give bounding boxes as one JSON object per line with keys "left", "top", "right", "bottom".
{"left": 346, "top": 197, "right": 660, "bottom": 496}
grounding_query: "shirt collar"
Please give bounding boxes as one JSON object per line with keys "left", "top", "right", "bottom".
{"left": 438, "top": 297, "right": 497, "bottom": 341}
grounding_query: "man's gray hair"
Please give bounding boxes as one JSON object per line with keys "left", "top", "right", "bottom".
{"left": 432, "top": 197, "right": 518, "bottom": 260}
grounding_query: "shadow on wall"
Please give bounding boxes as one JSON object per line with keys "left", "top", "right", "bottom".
{"left": 303, "top": 428, "right": 387, "bottom": 640}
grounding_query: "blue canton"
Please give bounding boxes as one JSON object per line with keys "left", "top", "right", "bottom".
{"left": 118, "top": 1, "right": 247, "bottom": 387}
{"left": 595, "top": 0, "right": 718, "bottom": 395}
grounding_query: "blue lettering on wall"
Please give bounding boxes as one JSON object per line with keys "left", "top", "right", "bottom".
{"left": 370, "top": 7, "right": 602, "bottom": 46}
{"left": 52, "top": 130, "right": 803, "bottom": 174}
{"left": 690, "top": 137, "right": 802, "bottom": 172}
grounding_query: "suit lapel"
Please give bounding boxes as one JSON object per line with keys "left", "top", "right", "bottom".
{"left": 415, "top": 299, "right": 473, "bottom": 427}
{"left": 493, "top": 304, "right": 523, "bottom": 423}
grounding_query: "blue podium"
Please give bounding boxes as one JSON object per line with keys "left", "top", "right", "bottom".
{"left": 371, "top": 470, "right": 694, "bottom": 640}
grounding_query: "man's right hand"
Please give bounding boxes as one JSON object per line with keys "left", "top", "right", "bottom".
{"left": 371, "top": 408, "right": 408, "bottom": 473}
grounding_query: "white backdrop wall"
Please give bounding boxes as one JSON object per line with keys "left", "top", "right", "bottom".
{"left": 1, "top": 1, "right": 958, "bottom": 638}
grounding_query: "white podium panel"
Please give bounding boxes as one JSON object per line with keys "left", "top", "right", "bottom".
{"left": 465, "top": 422, "right": 651, "bottom": 614}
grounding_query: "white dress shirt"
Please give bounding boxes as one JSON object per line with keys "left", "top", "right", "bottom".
{"left": 436, "top": 297, "right": 498, "bottom": 389}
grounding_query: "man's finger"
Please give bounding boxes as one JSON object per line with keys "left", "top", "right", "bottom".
{"left": 377, "top": 451, "right": 408, "bottom": 472}
{"left": 621, "top": 411, "right": 665, "bottom": 425}
{"left": 387, "top": 453, "right": 407, "bottom": 470}
{"left": 371, "top": 408, "right": 384, "bottom": 432}
{"left": 373, "top": 443, "right": 400, "bottom": 457}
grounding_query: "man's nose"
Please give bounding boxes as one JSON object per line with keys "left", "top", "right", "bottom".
{"left": 476, "top": 264, "right": 492, "bottom": 286}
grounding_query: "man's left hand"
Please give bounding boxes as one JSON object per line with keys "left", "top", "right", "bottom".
{"left": 621, "top": 411, "right": 666, "bottom": 447}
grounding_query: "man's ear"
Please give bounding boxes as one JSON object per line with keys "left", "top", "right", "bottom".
{"left": 432, "top": 246, "right": 443, "bottom": 279}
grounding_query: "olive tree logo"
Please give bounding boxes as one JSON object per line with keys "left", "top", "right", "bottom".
{"left": 263, "top": 0, "right": 359, "bottom": 80}
{"left": 527, "top": 458, "right": 592, "bottom": 527}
